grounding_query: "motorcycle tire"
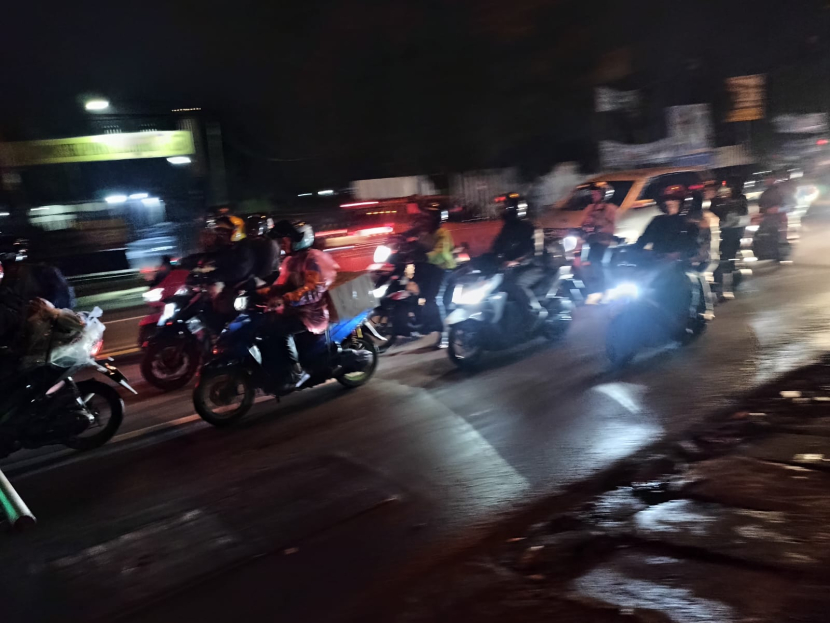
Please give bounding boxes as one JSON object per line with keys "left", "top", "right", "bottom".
{"left": 336, "top": 336, "right": 379, "bottom": 388}
{"left": 63, "top": 380, "right": 125, "bottom": 451}
{"left": 447, "top": 322, "right": 483, "bottom": 369}
{"left": 141, "top": 338, "right": 202, "bottom": 391}
{"left": 193, "top": 369, "right": 255, "bottom": 427}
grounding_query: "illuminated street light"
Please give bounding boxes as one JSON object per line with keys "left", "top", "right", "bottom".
{"left": 297, "top": 193, "right": 313, "bottom": 197}
{"left": 317, "top": 189, "right": 334, "bottom": 196}
{"left": 129, "top": 192, "right": 149, "bottom": 200}
{"left": 167, "top": 156, "right": 192, "bottom": 165}
{"left": 84, "top": 99, "right": 110, "bottom": 111}
{"left": 105, "top": 194, "right": 127, "bottom": 204}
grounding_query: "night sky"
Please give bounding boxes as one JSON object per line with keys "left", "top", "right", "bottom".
{"left": 2, "top": 0, "right": 829, "bottom": 195}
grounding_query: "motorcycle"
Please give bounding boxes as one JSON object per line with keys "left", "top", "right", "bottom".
{"left": 0, "top": 309, "right": 136, "bottom": 459}
{"left": 369, "top": 236, "right": 470, "bottom": 352}
{"left": 192, "top": 305, "right": 380, "bottom": 427}
{"left": 138, "top": 266, "right": 190, "bottom": 347}
{"left": 749, "top": 209, "right": 791, "bottom": 262}
{"left": 445, "top": 254, "right": 575, "bottom": 368}
{"left": 604, "top": 250, "right": 713, "bottom": 367}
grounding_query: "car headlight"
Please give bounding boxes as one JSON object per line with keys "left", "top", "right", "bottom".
{"left": 143, "top": 287, "right": 164, "bottom": 302}
{"left": 373, "top": 245, "right": 392, "bottom": 263}
{"left": 234, "top": 295, "right": 249, "bottom": 311}
{"left": 373, "top": 284, "right": 389, "bottom": 299}
{"left": 562, "top": 235, "right": 578, "bottom": 252}
{"left": 159, "top": 302, "right": 176, "bottom": 324}
{"left": 607, "top": 282, "right": 639, "bottom": 300}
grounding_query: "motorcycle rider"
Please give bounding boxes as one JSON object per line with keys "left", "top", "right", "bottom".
{"left": 634, "top": 184, "right": 713, "bottom": 326}
{"left": 580, "top": 181, "right": 617, "bottom": 299}
{"left": 491, "top": 194, "right": 548, "bottom": 326}
{"left": 261, "top": 220, "right": 338, "bottom": 390}
{"left": 710, "top": 180, "right": 748, "bottom": 298}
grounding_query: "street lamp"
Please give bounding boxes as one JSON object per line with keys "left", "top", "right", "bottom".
{"left": 84, "top": 99, "right": 110, "bottom": 111}
{"left": 166, "top": 156, "right": 191, "bottom": 165}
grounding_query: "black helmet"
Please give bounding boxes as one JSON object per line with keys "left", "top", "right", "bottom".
{"left": 588, "top": 181, "right": 614, "bottom": 203}
{"left": 501, "top": 192, "right": 528, "bottom": 221}
{"left": 272, "top": 219, "right": 315, "bottom": 252}
{"left": 420, "top": 204, "right": 446, "bottom": 231}
{"left": 658, "top": 184, "right": 694, "bottom": 215}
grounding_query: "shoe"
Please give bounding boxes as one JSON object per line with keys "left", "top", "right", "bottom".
{"left": 435, "top": 332, "right": 449, "bottom": 350}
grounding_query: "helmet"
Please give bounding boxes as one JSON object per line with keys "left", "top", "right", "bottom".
{"left": 588, "top": 181, "right": 614, "bottom": 203}
{"left": 420, "top": 205, "right": 446, "bottom": 232}
{"left": 214, "top": 215, "right": 246, "bottom": 242}
{"left": 246, "top": 214, "right": 270, "bottom": 237}
{"left": 273, "top": 219, "right": 314, "bottom": 252}
{"left": 658, "top": 184, "right": 692, "bottom": 214}
{"left": 501, "top": 192, "right": 528, "bottom": 221}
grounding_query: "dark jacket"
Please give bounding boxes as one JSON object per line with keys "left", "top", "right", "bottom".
{"left": 635, "top": 214, "right": 700, "bottom": 257}
{"left": 492, "top": 219, "right": 535, "bottom": 261}
{"left": 710, "top": 195, "right": 748, "bottom": 230}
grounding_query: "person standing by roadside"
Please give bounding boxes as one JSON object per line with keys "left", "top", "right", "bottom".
{"left": 414, "top": 207, "right": 456, "bottom": 348}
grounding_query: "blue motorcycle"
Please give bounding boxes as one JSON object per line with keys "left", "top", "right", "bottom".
{"left": 192, "top": 307, "right": 379, "bottom": 427}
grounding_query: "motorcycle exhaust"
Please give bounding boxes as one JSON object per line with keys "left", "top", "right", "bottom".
{"left": 0, "top": 468, "right": 35, "bottom": 531}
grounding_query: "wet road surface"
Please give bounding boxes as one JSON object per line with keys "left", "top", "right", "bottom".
{"left": 3, "top": 227, "right": 830, "bottom": 622}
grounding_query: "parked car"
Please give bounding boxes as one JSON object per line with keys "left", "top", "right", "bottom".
{"left": 541, "top": 168, "right": 712, "bottom": 244}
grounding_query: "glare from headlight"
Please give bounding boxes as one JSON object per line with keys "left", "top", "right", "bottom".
{"left": 174, "top": 286, "right": 190, "bottom": 296}
{"left": 234, "top": 295, "right": 249, "bottom": 311}
{"left": 453, "top": 284, "right": 488, "bottom": 305}
{"left": 563, "top": 235, "right": 578, "bottom": 252}
{"left": 373, "top": 245, "right": 392, "bottom": 263}
{"left": 746, "top": 225, "right": 759, "bottom": 233}
{"left": 373, "top": 284, "right": 389, "bottom": 299}
{"left": 608, "top": 282, "right": 639, "bottom": 300}
{"left": 143, "top": 287, "right": 164, "bottom": 302}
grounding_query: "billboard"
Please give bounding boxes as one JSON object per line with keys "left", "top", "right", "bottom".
{"left": 667, "top": 104, "right": 714, "bottom": 154}
{"left": 0, "top": 130, "right": 195, "bottom": 167}
{"left": 725, "top": 75, "right": 765, "bottom": 122}
{"left": 772, "top": 113, "right": 828, "bottom": 134}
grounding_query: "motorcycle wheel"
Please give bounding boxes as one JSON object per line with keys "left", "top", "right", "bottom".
{"left": 141, "top": 338, "right": 202, "bottom": 391}
{"left": 63, "top": 380, "right": 125, "bottom": 451}
{"left": 336, "top": 336, "right": 379, "bottom": 388}
{"left": 605, "top": 313, "right": 636, "bottom": 368}
{"left": 193, "top": 369, "right": 255, "bottom": 427}
{"left": 368, "top": 312, "right": 397, "bottom": 353}
{"left": 448, "top": 322, "right": 483, "bottom": 369}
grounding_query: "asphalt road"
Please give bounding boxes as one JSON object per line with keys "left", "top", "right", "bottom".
{"left": 3, "top": 227, "right": 830, "bottom": 623}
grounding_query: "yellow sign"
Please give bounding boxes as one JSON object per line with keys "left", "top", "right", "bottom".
{"left": 0, "top": 131, "right": 195, "bottom": 167}
{"left": 725, "top": 75, "right": 765, "bottom": 123}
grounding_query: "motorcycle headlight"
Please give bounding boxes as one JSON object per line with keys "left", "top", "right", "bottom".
{"left": 452, "top": 278, "right": 499, "bottom": 305}
{"left": 234, "top": 295, "right": 249, "bottom": 311}
{"left": 373, "top": 245, "right": 392, "bottom": 263}
{"left": 562, "top": 235, "right": 578, "bottom": 253}
{"left": 143, "top": 287, "right": 164, "bottom": 303}
{"left": 159, "top": 302, "right": 177, "bottom": 325}
{"left": 607, "top": 282, "right": 639, "bottom": 301}
{"left": 373, "top": 284, "right": 389, "bottom": 299}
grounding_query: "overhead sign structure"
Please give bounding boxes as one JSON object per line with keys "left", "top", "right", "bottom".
{"left": 595, "top": 87, "right": 640, "bottom": 113}
{"left": 725, "top": 75, "right": 765, "bottom": 122}
{"left": 0, "top": 131, "right": 195, "bottom": 167}
{"left": 667, "top": 104, "right": 714, "bottom": 154}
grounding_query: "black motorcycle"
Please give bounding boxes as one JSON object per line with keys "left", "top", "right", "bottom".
{"left": 0, "top": 311, "right": 135, "bottom": 459}
{"left": 140, "top": 272, "right": 242, "bottom": 391}
{"left": 192, "top": 306, "right": 379, "bottom": 427}
{"left": 604, "top": 250, "right": 713, "bottom": 367}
